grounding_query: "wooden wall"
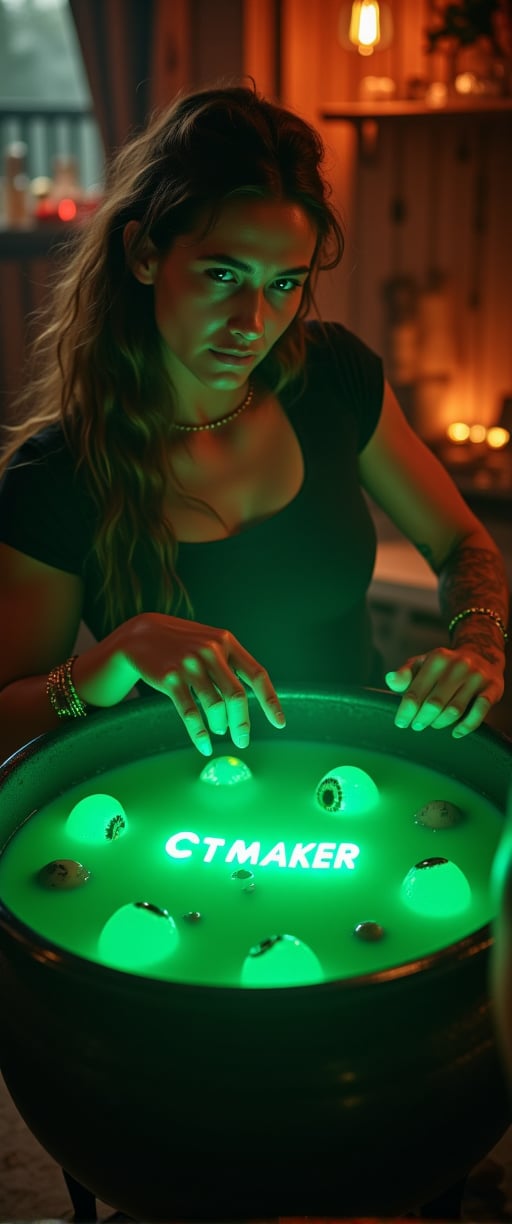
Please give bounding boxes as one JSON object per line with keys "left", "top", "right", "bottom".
{"left": 270, "top": 0, "right": 512, "bottom": 438}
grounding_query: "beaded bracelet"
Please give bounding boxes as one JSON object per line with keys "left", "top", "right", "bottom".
{"left": 47, "top": 655, "right": 88, "bottom": 719}
{"left": 448, "top": 607, "right": 509, "bottom": 644}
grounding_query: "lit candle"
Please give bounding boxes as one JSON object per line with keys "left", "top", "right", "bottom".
{"left": 487, "top": 427, "right": 510, "bottom": 450}
{"left": 446, "top": 422, "right": 471, "bottom": 444}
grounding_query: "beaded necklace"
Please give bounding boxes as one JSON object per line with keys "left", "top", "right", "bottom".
{"left": 172, "top": 382, "right": 254, "bottom": 433}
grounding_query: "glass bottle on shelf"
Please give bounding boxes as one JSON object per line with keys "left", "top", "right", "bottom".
{"left": 4, "top": 142, "right": 30, "bottom": 227}
{"left": 52, "top": 155, "right": 82, "bottom": 203}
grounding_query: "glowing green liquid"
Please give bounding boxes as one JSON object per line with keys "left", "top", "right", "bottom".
{"left": 0, "top": 740, "right": 503, "bottom": 986}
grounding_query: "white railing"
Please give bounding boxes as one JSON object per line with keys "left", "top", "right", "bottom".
{"left": 0, "top": 100, "right": 103, "bottom": 189}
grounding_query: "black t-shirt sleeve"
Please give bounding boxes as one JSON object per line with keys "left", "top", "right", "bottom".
{"left": 0, "top": 429, "right": 88, "bottom": 575}
{"left": 306, "top": 320, "right": 384, "bottom": 452}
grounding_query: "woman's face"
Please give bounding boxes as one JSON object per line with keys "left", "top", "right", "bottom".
{"left": 139, "top": 196, "right": 318, "bottom": 396}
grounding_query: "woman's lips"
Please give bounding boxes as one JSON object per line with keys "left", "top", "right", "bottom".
{"left": 209, "top": 349, "right": 255, "bottom": 365}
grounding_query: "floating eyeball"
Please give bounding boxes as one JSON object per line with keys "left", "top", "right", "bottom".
{"left": 36, "top": 859, "right": 91, "bottom": 890}
{"left": 315, "top": 765, "right": 379, "bottom": 814}
{"left": 182, "top": 911, "right": 202, "bottom": 923}
{"left": 98, "top": 901, "right": 178, "bottom": 970}
{"left": 66, "top": 794, "right": 127, "bottom": 845}
{"left": 231, "top": 868, "right": 255, "bottom": 893}
{"left": 414, "top": 799, "right": 464, "bottom": 830}
{"left": 401, "top": 857, "right": 471, "bottom": 917}
{"left": 241, "top": 933, "right": 323, "bottom": 988}
{"left": 200, "top": 756, "right": 253, "bottom": 786}
{"left": 353, "top": 920, "right": 386, "bottom": 942}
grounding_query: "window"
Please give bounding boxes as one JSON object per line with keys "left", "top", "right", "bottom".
{"left": 0, "top": 0, "right": 103, "bottom": 190}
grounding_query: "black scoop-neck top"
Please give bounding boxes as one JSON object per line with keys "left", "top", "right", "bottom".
{"left": 0, "top": 321, "right": 384, "bottom": 688}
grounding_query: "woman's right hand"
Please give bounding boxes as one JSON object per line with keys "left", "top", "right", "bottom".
{"left": 0, "top": 547, "right": 286, "bottom": 763}
{"left": 118, "top": 612, "right": 286, "bottom": 755}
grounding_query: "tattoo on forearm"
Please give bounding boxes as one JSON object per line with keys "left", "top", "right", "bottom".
{"left": 430, "top": 544, "right": 509, "bottom": 658}
{"left": 413, "top": 540, "right": 509, "bottom": 656}
{"left": 437, "top": 545, "right": 509, "bottom": 625}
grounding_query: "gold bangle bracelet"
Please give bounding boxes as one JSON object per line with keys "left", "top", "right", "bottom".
{"left": 46, "top": 655, "right": 88, "bottom": 719}
{"left": 448, "top": 607, "right": 508, "bottom": 643}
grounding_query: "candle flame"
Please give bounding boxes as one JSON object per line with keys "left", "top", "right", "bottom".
{"left": 446, "top": 422, "right": 470, "bottom": 443}
{"left": 447, "top": 422, "right": 510, "bottom": 449}
{"left": 486, "top": 426, "right": 510, "bottom": 449}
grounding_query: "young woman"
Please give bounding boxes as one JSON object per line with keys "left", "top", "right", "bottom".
{"left": 0, "top": 81, "right": 508, "bottom": 763}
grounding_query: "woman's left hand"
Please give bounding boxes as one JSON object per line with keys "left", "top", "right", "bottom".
{"left": 385, "top": 646, "right": 506, "bottom": 738}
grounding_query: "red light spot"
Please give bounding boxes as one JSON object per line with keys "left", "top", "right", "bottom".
{"left": 58, "top": 198, "right": 77, "bottom": 222}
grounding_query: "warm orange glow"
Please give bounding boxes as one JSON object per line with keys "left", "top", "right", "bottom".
{"left": 468, "top": 424, "right": 487, "bottom": 444}
{"left": 349, "top": 1, "right": 381, "bottom": 55}
{"left": 446, "top": 422, "right": 470, "bottom": 443}
{"left": 57, "top": 198, "right": 77, "bottom": 222}
{"left": 486, "top": 426, "right": 510, "bottom": 449}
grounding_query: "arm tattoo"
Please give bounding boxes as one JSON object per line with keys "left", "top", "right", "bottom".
{"left": 436, "top": 544, "right": 509, "bottom": 660}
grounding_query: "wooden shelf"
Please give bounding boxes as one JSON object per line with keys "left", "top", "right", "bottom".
{"left": 321, "top": 98, "right": 512, "bottom": 122}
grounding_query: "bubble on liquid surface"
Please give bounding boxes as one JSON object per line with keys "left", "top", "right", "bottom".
{"left": 231, "top": 868, "right": 255, "bottom": 892}
{"left": 353, "top": 920, "right": 386, "bottom": 942}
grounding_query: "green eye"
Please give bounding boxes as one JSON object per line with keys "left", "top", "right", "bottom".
{"left": 207, "top": 268, "right": 235, "bottom": 283}
{"left": 206, "top": 269, "right": 302, "bottom": 293}
{"left": 273, "top": 279, "right": 301, "bottom": 293}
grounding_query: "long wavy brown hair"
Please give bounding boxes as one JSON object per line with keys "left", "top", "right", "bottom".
{"left": 1, "top": 79, "right": 345, "bottom": 628}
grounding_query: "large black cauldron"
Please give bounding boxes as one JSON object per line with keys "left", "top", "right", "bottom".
{"left": 0, "top": 688, "right": 510, "bottom": 1220}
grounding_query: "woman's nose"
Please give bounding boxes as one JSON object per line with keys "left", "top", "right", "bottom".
{"left": 228, "top": 289, "right": 265, "bottom": 340}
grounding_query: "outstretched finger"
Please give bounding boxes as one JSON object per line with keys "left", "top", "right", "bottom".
{"left": 202, "top": 695, "right": 229, "bottom": 737}
{"left": 165, "top": 671, "right": 213, "bottom": 755}
{"left": 451, "top": 694, "right": 492, "bottom": 739}
{"left": 203, "top": 638, "right": 286, "bottom": 731}
{"left": 182, "top": 662, "right": 230, "bottom": 737}
{"left": 192, "top": 648, "right": 252, "bottom": 748}
{"left": 223, "top": 686, "right": 252, "bottom": 749}
{"left": 232, "top": 654, "right": 287, "bottom": 729}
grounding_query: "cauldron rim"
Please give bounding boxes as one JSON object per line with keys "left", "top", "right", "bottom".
{"left": 0, "top": 684, "right": 505, "bottom": 1000}
{"left": 0, "top": 887, "right": 493, "bottom": 998}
